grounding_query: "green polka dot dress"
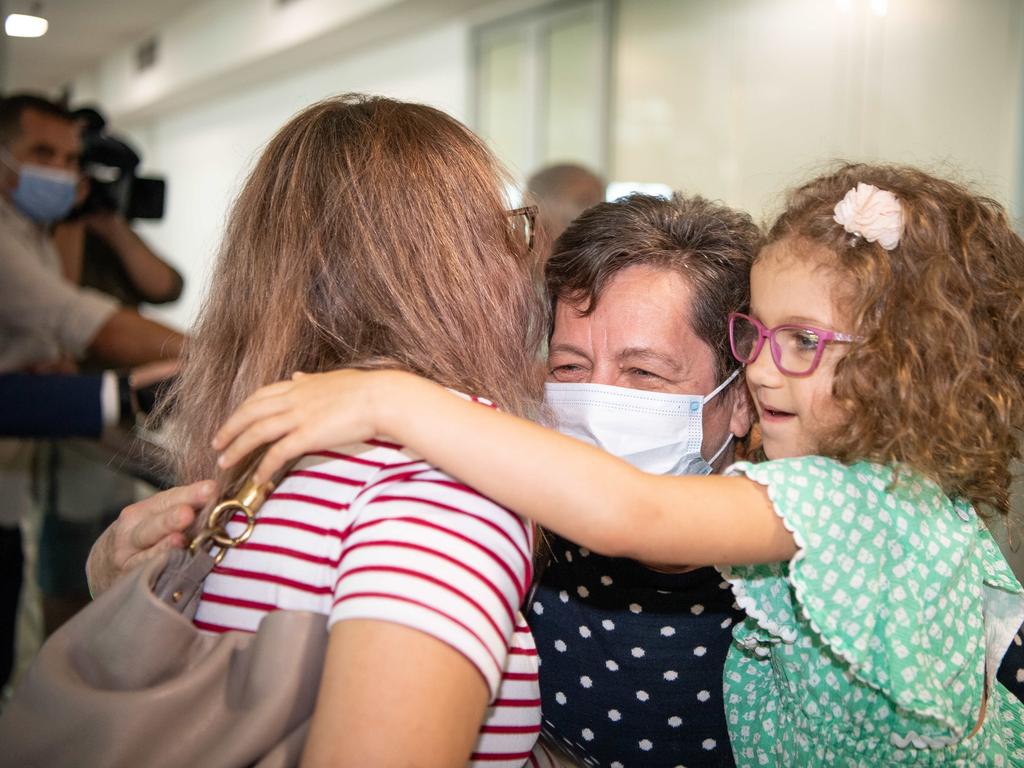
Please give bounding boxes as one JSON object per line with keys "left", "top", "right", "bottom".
{"left": 720, "top": 456, "right": 1024, "bottom": 766}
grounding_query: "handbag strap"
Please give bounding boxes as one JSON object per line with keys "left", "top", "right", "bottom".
{"left": 189, "top": 459, "right": 299, "bottom": 565}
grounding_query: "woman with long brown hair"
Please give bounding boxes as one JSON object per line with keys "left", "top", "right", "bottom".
{"left": 166, "top": 94, "right": 547, "bottom": 766}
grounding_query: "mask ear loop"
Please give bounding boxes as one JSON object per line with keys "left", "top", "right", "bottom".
{"left": 702, "top": 367, "right": 740, "bottom": 404}
{"left": 700, "top": 368, "right": 743, "bottom": 470}
{"left": 706, "top": 432, "right": 734, "bottom": 468}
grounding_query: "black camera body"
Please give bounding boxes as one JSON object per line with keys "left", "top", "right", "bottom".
{"left": 74, "top": 107, "right": 166, "bottom": 221}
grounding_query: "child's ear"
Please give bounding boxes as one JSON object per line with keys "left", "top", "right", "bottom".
{"left": 728, "top": 377, "right": 755, "bottom": 440}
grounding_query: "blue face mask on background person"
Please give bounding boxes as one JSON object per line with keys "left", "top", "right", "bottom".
{"left": 1, "top": 148, "right": 77, "bottom": 224}
{"left": 543, "top": 369, "right": 739, "bottom": 476}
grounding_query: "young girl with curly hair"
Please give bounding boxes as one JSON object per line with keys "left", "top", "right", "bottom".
{"left": 214, "top": 163, "right": 1024, "bottom": 765}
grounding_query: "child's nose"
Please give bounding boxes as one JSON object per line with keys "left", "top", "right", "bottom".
{"left": 744, "top": 343, "right": 784, "bottom": 388}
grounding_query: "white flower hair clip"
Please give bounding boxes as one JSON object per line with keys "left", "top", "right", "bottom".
{"left": 832, "top": 182, "right": 904, "bottom": 251}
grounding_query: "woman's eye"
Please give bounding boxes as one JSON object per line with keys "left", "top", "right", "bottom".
{"left": 627, "top": 368, "right": 660, "bottom": 379}
{"left": 550, "top": 364, "right": 585, "bottom": 380}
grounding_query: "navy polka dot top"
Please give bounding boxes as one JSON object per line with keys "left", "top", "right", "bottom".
{"left": 528, "top": 535, "right": 742, "bottom": 767}
{"left": 998, "top": 626, "right": 1024, "bottom": 705}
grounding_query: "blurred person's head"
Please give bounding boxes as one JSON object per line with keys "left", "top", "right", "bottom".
{"left": 543, "top": 194, "right": 759, "bottom": 473}
{"left": 527, "top": 163, "right": 605, "bottom": 257}
{"left": 171, "top": 95, "right": 544, "bottom": 486}
{"left": 0, "top": 93, "right": 80, "bottom": 222}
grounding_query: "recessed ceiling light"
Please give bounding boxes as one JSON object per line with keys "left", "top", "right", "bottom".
{"left": 5, "top": 12, "right": 48, "bottom": 38}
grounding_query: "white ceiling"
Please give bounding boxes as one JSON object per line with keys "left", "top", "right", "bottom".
{"left": 2, "top": 0, "right": 203, "bottom": 93}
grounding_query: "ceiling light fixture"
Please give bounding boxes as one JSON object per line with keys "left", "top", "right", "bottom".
{"left": 5, "top": 3, "right": 48, "bottom": 38}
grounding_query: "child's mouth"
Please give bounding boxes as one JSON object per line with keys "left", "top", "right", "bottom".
{"left": 761, "top": 406, "right": 795, "bottom": 420}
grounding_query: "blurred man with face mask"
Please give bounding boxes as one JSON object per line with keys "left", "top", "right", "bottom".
{"left": 0, "top": 94, "right": 184, "bottom": 371}
{"left": 0, "top": 94, "right": 182, "bottom": 691}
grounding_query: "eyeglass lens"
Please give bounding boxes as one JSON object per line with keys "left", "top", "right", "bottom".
{"left": 731, "top": 315, "right": 821, "bottom": 375}
{"left": 506, "top": 208, "right": 535, "bottom": 253}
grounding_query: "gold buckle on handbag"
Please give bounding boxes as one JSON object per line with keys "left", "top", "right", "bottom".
{"left": 190, "top": 476, "right": 277, "bottom": 565}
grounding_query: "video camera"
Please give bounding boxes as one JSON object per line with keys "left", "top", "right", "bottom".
{"left": 73, "top": 106, "right": 166, "bottom": 220}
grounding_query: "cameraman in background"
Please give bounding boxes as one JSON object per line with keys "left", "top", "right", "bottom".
{"left": 40, "top": 107, "right": 183, "bottom": 636}
{"left": 53, "top": 107, "right": 182, "bottom": 307}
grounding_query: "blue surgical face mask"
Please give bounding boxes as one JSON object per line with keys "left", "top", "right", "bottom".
{"left": 544, "top": 369, "right": 740, "bottom": 476}
{"left": 1, "top": 149, "right": 77, "bottom": 224}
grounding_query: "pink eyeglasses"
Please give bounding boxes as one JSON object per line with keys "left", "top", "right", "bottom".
{"left": 728, "top": 312, "right": 862, "bottom": 377}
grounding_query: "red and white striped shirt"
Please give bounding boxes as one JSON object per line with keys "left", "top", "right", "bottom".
{"left": 194, "top": 426, "right": 541, "bottom": 766}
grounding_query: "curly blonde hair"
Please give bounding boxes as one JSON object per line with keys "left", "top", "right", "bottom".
{"left": 766, "top": 163, "right": 1024, "bottom": 517}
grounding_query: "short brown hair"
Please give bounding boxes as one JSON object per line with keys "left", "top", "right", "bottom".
{"left": 0, "top": 93, "right": 72, "bottom": 146}
{"left": 767, "top": 162, "right": 1024, "bottom": 517}
{"left": 544, "top": 193, "right": 761, "bottom": 379}
{"left": 168, "top": 95, "right": 544, "bottom": 486}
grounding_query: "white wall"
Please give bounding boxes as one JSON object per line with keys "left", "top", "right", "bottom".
{"left": 72, "top": 0, "right": 409, "bottom": 121}
{"left": 116, "top": 20, "right": 470, "bottom": 329}
{"left": 612, "top": 0, "right": 1024, "bottom": 221}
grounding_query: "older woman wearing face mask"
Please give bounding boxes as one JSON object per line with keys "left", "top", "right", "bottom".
{"left": 525, "top": 195, "right": 755, "bottom": 766}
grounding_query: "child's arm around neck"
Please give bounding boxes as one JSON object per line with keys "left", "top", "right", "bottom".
{"left": 376, "top": 372, "right": 795, "bottom": 566}
{"left": 216, "top": 369, "right": 797, "bottom": 568}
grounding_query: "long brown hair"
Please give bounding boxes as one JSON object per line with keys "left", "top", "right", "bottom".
{"left": 166, "top": 95, "right": 544, "bottom": 486}
{"left": 767, "top": 163, "right": 1024, "bottom": 518}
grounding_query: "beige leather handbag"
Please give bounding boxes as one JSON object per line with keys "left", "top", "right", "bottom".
{"left": 0, "top": 471, "right": 326, "bottom": 768}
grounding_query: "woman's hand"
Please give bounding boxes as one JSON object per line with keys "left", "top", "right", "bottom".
{"left": 212, "top": 369, "right": 391, "bottom": 485}
{"left": 86, "top": 480, "right": 215, "bottom": 597}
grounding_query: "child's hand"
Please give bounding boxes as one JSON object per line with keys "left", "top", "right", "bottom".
{"left": 212, "top": 369, "right": 387, "bottom": 484}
